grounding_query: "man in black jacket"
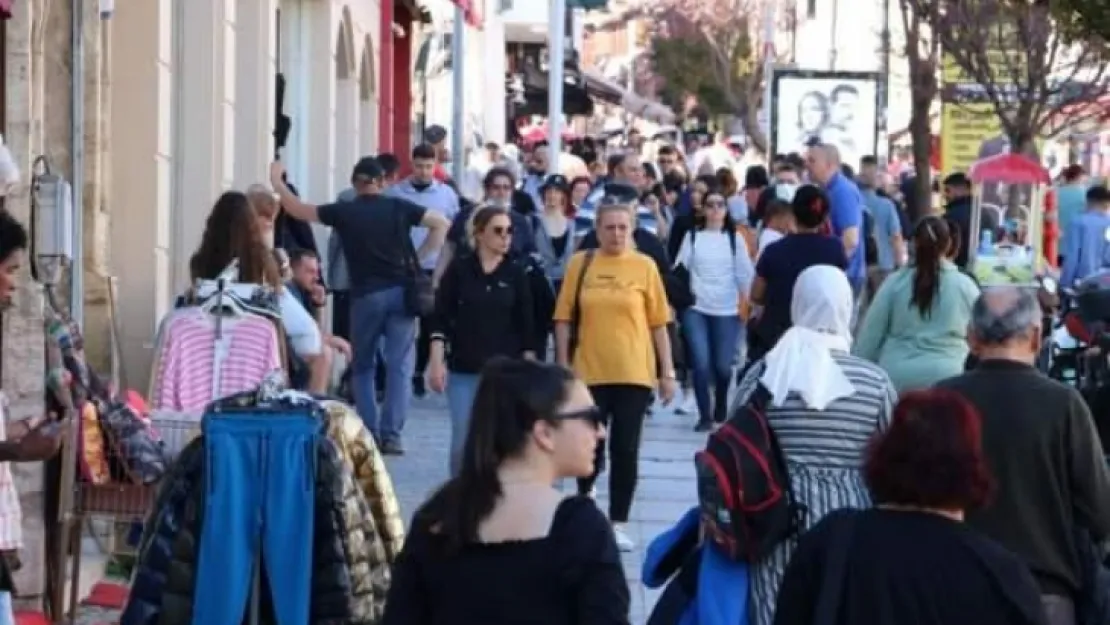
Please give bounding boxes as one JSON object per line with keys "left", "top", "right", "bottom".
{"left": 936, "top": 287, "right": 1110, "bottom": 625}
{"left": 943, "top": 172, "right": 998, "bottom": 270}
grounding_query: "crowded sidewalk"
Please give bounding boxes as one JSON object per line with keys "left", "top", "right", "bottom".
{"left": 71, "top": 394, "right": 703, "bottom": 624}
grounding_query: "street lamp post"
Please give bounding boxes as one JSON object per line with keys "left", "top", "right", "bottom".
{"left": 547, "top": 0, "right": 567, "bottom": 168}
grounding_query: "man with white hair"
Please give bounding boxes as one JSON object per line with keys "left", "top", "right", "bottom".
{"left": 936, "top": 287, "right": 1110, "bottom": 625}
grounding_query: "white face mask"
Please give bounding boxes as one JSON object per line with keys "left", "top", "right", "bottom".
{"left": 775, "top": 184, "right": 799, "bottom": 203}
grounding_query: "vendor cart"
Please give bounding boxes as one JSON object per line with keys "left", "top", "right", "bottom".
{"left": 967, "top": 153, "right": 1053, "bottom": 287}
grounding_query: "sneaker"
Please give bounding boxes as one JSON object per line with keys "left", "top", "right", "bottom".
{"left": 612, "top": 524, "right": 636, "bottom": 552}
{"left": 693, "top": 419, "right": 714, "bottom": 433}
{"left": 380, "top": 440, "right": 406, "bottom": 456}
{"left": 675, "top": 392, "right": 697, "bottom": 415}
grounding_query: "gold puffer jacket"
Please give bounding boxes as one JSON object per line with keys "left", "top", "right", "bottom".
{"left": 321, "top": 399, "right": 405, "bottom": 564}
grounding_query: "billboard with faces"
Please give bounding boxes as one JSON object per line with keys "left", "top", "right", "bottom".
{"left": 770, "top": 69, "right": 881, "bottom": 172}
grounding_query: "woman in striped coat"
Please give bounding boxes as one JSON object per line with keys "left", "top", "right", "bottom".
{"left": 733, "top": 265, "right": 897, "bottom": 625}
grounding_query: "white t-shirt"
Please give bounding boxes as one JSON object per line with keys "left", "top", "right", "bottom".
{"left": 756, "top": 228, "right": 786, "bottom": 260}
{"left": 674, "top": 229, "right": 754, "bottom": 316}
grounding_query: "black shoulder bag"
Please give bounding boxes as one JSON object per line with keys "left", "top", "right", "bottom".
{"left": 397, "top": 208, "right": 435, "bottom": 317}
{"left": 568, "top": 250, "right": 596, "bottom": 360}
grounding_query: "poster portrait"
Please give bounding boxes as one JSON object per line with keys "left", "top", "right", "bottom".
{"left": 770, "top": 70, "right": 880, "bottom": 171}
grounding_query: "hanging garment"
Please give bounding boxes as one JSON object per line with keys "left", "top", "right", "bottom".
{"left": 191, "top": 410, "right": 320, "bottom": 625}
{"left": 320, "top": 400, "right": 405, "bottom": 561}
{"left": 150, "top": 309, "right": 282, "bottom": 412}
{"left": 122, "top": 395, "right": 386, "bottom": 625}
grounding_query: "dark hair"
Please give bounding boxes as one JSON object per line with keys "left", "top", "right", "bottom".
{"left": 717, "top": 168, "right": 739, "bottom": 197}
{"left": 840, "top": 164, "right": 856, "bottom": 180}
{"left": 0, "top": 209, "right": 29, "bottom": 265}
{"left": 774, "top": 162, "right": 797, "bottom": 175}
{"left": 1062, "top": 164, "right": 1085, "bottom": 182}
{"left": 658, "top": 144, "right": 677, "bottom": 157}
{"left": 943, "top": 172, "right": 971, "bottom": 189}
{"left": 190, "top": 191, "right": 282, "bottom": 288}
{"left": 910, "top": 216, "right": 951, "bottom": 317}
{"left": 744, "top": 165, "right": 770, "bottom": 189}
{"left": 467, "top": 205, "right": 512, "bottom": 247}
{"left": 288, "top": 248, "right": 318, "bottom": 266}
{"left": 376, "top": 152, "right": 401, "bottom": 176}
{"left": 662, "top": 171, "right": 687, "bottom": 193}
{"left": 412, "top": 143, "right": 437, "bottom": 161}
{"left": 860, "top": 155, "right": 879, "bottom": 168}
{"left": 412, "top": 358, "right": 577, "bottom": 552}
{"left": 1087, "top": 185, "right": 1110, "bottom": 204}
{"left": 483, "top": 166, "right": 516, "bottom": 190}
{"left": 864, "top": 389, "right": 993, "bottom": 510}
{"left": 786, "top": 152, "right": 806, "bottom": 171}
{"left": 791, "top": 184, "right": 831, "bottom": 229}
{"left": 944, "top": 216, "right": 962, "bottom": 260}
{"left": 642, "top": 161, "right": 659, "bottom": 181}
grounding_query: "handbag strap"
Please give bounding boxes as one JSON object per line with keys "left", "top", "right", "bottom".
{"left": 814, "top": 511, "right": 858, "bottom": 625}
{"left": 396, "top": 205, "right": 422, "bottom": 277}
{"left": 568, "top": 250, "right": 596, "bottom": 356}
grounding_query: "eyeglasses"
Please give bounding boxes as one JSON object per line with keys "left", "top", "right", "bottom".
{"left": 491, "top": 225, "right": 514, "bottom": 237}
{"left": 706, "top": 199, "right": 727, "bottom": 208}
{"left": 488, "top": 183, "right": 513, "bottom": 191}
{"left": 549, "top": 406, "right": 605, "bottom": 428}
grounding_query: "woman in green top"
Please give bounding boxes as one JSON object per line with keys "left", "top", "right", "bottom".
{"left": 854, "top": 216, "right": 981, "bottom": 394}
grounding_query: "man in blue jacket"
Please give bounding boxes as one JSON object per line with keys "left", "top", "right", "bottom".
{"left": 807, "top": 143, "right": 865, "bottom": 315}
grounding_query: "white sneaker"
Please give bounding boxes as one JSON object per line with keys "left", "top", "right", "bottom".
{"left": 675, "top": 392, "right": 697, "bottom": 415}
{"left": 612, "top": 523, "right": 636, "bottom": 552}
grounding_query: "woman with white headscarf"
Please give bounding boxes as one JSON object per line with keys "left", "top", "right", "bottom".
{"left": 735, "top": 264, "right": 897, "bottom": 625}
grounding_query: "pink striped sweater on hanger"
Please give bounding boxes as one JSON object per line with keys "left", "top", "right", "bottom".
{"left": 151, "top": 309, "right": 282, "bottom": 412}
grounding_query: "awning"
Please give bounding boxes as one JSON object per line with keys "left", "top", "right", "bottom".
{"left": 0, "top": 0, "right": 12, "bottom": 19}
{"left": 450, "top": 0, "right": 483, "bottom": 28}
{"left": 581, "top": 69, "right": 676, "bottom": 125}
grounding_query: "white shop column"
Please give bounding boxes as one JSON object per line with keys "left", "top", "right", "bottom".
{"left": 234, "top": 0, "right": 278, "bottom": 187}
{"left": 110, "top": 0, "right": 177, "bottom": 386}
{"left": 304, "top": 2, "right": 338, "bottom": 201}
{"left": 172, "top": 0, "right": 237, "bottom": 290}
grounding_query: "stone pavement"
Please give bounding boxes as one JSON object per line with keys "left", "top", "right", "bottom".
{"left": 387, "top": 393, "right": 705, "bottom": 625}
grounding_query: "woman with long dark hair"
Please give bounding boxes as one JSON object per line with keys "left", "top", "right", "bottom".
{"left": 673, "top": 185, "right": 754, "bottom": 430}
{"left": 382, "top": 358, "right": 629, "bottom": 625}
{"left": 773, "top": 390, "right": 1045, "bottom": 625}
{"left": 427, "top": 205, "right": 536, "bottom": 475}
{"left": 190, "top": 191, "right": 325, "bottom": 388}
{"left": 854, "top": 216, "right": 980, "bottom": 394}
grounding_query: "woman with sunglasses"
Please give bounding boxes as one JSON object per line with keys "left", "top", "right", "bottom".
{"left": 427, "top": 205, "right": 537, "bottom": 475}
{"left": 674, "top": 184, "right": 754, "bottom": 430}
{"left": 383, "top": 358, "right": 629, "bottom": 625}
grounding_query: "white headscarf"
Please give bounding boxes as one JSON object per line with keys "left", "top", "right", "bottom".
{"left": 760, "top": 265, "right": 858, "bottom": 410}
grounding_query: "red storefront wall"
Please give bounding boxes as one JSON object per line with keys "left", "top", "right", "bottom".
{"left": 378, "top": 1, "right": 414, "bottom": 160}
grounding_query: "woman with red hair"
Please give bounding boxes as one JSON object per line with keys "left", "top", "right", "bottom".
{"left": 772, "top": 389, "right": 1046, "bottom": 625}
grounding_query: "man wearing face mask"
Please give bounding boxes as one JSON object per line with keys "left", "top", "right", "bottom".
{"left": 386, "top": 143, "right": 461, "bottom": 398}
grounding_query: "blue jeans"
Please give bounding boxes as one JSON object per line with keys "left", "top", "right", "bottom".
{"left": 445, "top": 372, "right": 482, "bottom": 476}
{"left": 191, "top": 411, "right": 319, "bottom": 625}
{"left": 350, "top": 287, "right": 417, "bottom": 444}
{"left": 681, "top": 309, "right": 741, "bottom": 423}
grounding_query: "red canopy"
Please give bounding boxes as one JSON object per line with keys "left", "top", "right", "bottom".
{"left": 968, "top": 153, "right": 1050, "bottom": 185}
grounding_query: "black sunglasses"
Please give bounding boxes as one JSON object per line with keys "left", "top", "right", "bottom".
{"left": 491, "top": 225, "right": 514, "bottom": 236}
{"left": 550, "top": 406, "right": 605, "bottom": 428}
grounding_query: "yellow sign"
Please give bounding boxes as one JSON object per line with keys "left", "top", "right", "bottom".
{"left": 940, "top": 101, "right": 1002, "bottom": 177}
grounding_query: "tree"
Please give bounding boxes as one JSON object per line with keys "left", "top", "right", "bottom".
{"left": 897, "top": 0, "right": 942, "bottom": 221}
{"left": 922, "top": 0, "right": 1110, "bottom": 157}
{"left": 636, "top": 0, "right": 775, "bottom": 152}
{"left": 1041, "top": 0, "right": 1110, "bottom": 43}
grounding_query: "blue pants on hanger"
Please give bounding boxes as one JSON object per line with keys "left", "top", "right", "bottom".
{"left": 191, "top": 410, "right": 319, "bottom": 625}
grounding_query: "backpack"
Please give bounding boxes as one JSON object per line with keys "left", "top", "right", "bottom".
{"left": 695, "top": 385, "right": 806, "bottom": 562}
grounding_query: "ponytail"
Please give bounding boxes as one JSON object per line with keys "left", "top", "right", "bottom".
{"left": 911, "top": 217, "right": 951, "bottom": 317}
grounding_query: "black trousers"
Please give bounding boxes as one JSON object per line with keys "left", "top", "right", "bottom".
{"left": 414, "top": 270, "right": 435, "bottom": 378}
{"left": 577, "top": 384, "right": 653, "bottom": 523}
